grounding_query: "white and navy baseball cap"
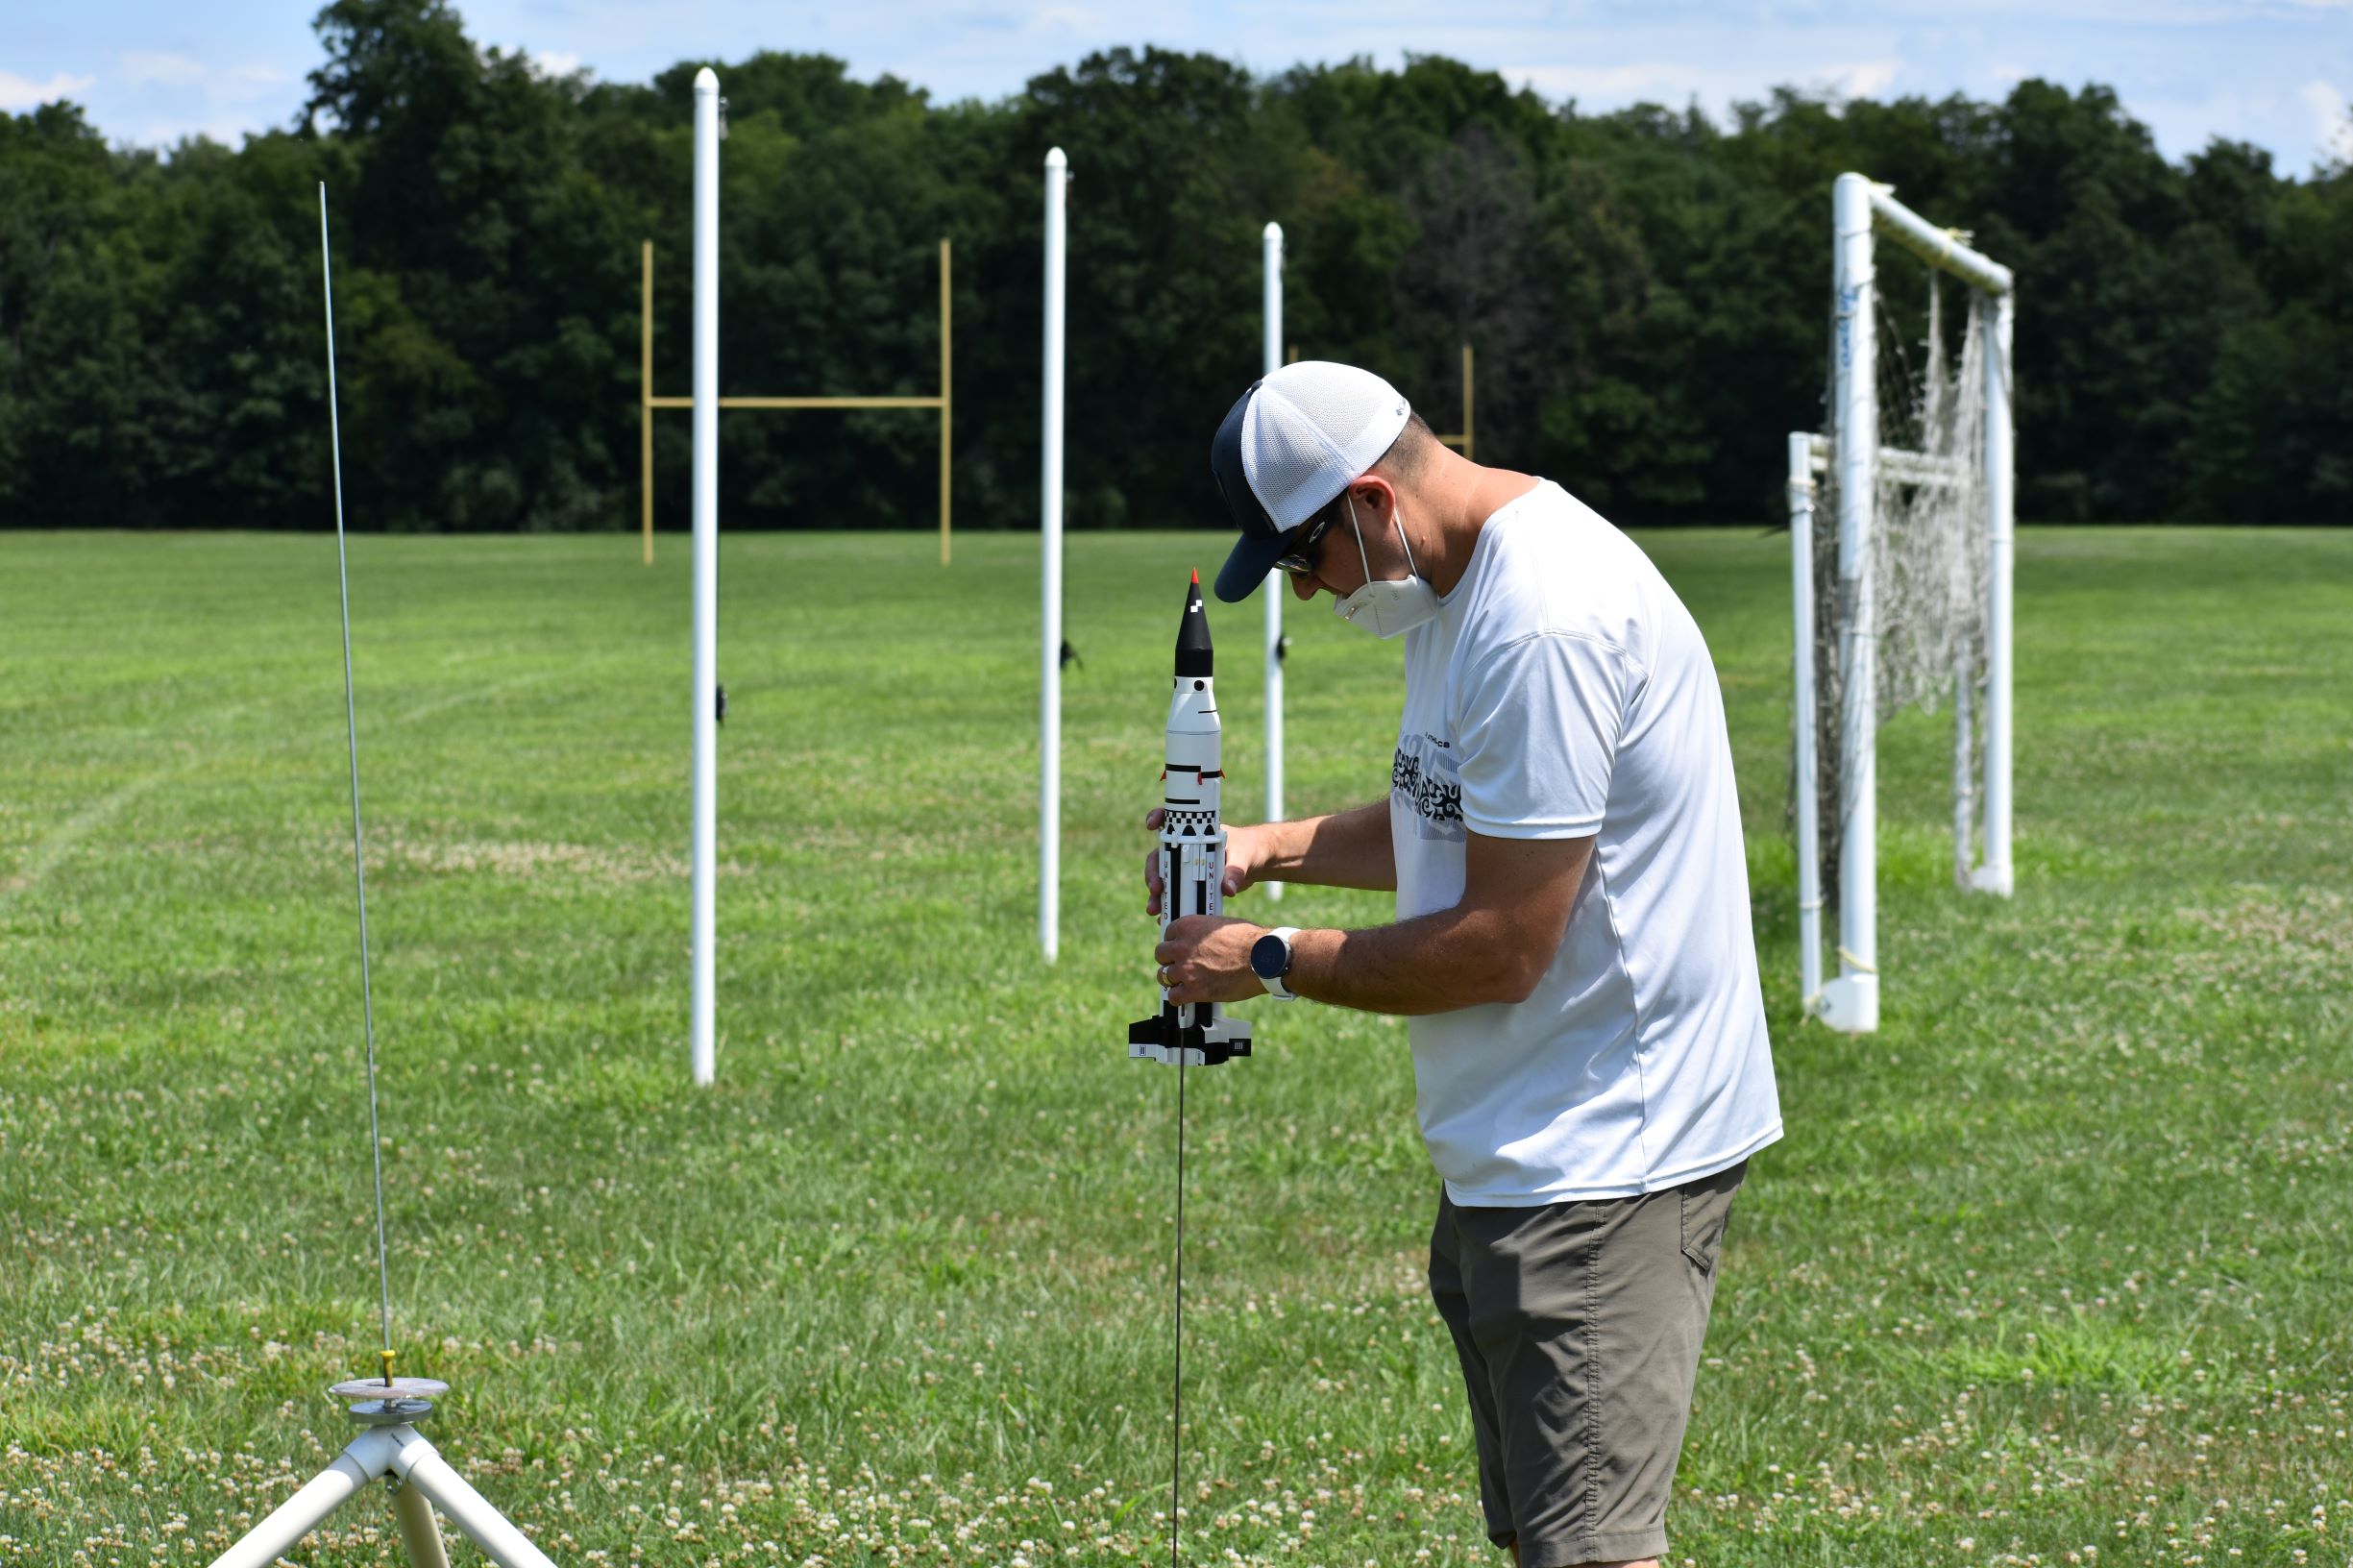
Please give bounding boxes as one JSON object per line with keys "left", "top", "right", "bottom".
{"left": 1209, "top": 360, "right": 1411, "bottom": 603}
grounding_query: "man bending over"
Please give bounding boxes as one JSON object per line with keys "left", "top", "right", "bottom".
{"left": 1148, "top": 360, "right": 1782, "bottom": 1568}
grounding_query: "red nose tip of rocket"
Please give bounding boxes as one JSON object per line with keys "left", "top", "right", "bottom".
{"left": 1190, "top": 568, "right": 1200, "bottom": 586}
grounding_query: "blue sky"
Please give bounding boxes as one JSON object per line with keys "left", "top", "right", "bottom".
{"left": 9, "top": 0, "right": 2350, "bottom": 174}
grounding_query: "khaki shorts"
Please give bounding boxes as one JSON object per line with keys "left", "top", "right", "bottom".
{"left": 1429, "top": 1161, "right": 1745, "bottom": 1567}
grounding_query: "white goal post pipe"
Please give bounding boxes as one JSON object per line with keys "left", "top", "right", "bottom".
{"left": 1977, "top": 288, "right": 2016, "bottom": 896}
{"left": 690, "top": 67, "right": 720, "bottom": 1085}
{"left": 1261, "top": 220, "right": 1286, "bottom": 902}
{"left": 1039, "top": 148, "right": 1067, "bottom": 963}
{"left": 1867, "top": 187, "right": 2014, "bottom": 298}
{"left": 1811, "top": 172, "right": 2018, "bottom": 1031}
{"left": 1954, "top": 650, "right": 1975, "bottom": 889}
{"left": 1786, "top": 433, "right": 1824, "bottom": 1016}
{"left": 1823, "top": 171, "right": 1880, "bottom": 1035}
{"left": 1867, "top": 174, "right": 2016, "bottom": 900}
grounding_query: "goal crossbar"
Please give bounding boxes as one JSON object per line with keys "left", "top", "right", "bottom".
{"left": 1867, "top": 191, "right": 2014, "bottom": 299}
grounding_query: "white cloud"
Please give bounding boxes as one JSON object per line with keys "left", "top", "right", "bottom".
{"left": 134, "top": 115, "right": 276, "bottom": 149}
{"left": 1510, "top": 56, "right": 1904, "bottom": 117}
{"left": 1026, "top": 5, "right": 1113, "bottom": 34}
{"left": 2303, "top": 79, "right": 2353, "bottom": 161}
{"left": 119, "top": 53, "right": 286, "bottom": 103}
{"left": 0, "top": 69, "right": 98, "bottom": 111}
{"left": 1828, "top": 58, "right": 1905, "bottom": 98}
{"left": 121, "top": 52, "right": 208, "bottom": 87}
{"left": 1511, "top": 61, "right": 1745, "bottom": 101}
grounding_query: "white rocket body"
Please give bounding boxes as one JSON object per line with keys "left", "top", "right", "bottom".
{"left": 1131, "top": 579, "right": 1253, "bottom": 1067}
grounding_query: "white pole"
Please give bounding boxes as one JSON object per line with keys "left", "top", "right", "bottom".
{"left": 1040, "top": 148, "right": 1066, "bottom": 964}
{"left": 690, "top": 68, "right": 720, "bottom": 1084}
{"left": 1977, "top": 287, "right": 2016, "bottom": 897}
{"left": 1787, "top": 433, "right": 1823, "bottom": 1017}
{"left": 1824, "top": 171, "right": 1878, "bottom": 1034}
{"left": 1954, "top": 649, "right": 1975, "bottom": 889}
{"left": 1261, "top": 220, "right": 1286, "bottom": 902}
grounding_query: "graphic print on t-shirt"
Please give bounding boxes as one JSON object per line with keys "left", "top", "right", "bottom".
{"left": 1391, "top": 732, "right": 1465, "bottom": 843}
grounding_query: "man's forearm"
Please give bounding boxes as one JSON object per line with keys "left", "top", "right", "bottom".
{"left": 1251, "top": 799, "right": 1394, "bottom": 892}
{"left": 1274, "top": 833, "right": 1591, "bottom": 1014}
{"left": 1283, "top": 904, "right": 1539, "bottom": 1015}
{"left": 1160, "top": 823, "right": 1585, "bottom": 1018}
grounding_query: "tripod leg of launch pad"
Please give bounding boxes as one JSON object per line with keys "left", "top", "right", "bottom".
{"left": 207, "top": 1428, "right": 402, "bottom": 1568}
{"left": 392, "top": 1472, "right": 453, "bottom": 1568}
{"left": 390, "top": 1426, "right": 560, "bottom": 1568}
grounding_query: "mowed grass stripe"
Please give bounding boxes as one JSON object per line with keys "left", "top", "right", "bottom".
{"left": 1, "top": 527, "right": 2348, "bottom": 1565}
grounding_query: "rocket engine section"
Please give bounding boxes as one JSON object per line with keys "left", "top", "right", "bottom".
{"left": 1130, "top": 573, "right": 1254, "bottom": 1067}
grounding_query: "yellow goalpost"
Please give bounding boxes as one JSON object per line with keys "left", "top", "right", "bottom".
{"left": 1434, "top": 342, "right": 1475, "bottom": 461}
{"left": 640, "top": 237, "right": 954, "bottom": 565}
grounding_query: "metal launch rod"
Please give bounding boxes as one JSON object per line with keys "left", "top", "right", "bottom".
{"left": 1167, "top": 1060, "right": 1188, "bottom": 1567}
{"left": 209, "top": 184, "right": 570, "bottom": 1568}
{"left": 319, "top": 184, "right": 397, "bottom": 1381}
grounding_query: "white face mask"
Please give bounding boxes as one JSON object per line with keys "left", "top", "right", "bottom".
{"left": 1332, "top": 489, "right": 1441, "bottom": 640}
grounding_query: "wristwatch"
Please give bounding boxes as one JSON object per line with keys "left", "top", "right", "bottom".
{"left": 1251, "top": 926, "right": 1302, "bottom": 1001}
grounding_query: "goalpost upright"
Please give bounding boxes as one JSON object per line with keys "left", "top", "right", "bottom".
{"left": 1040, "top": 147, "right": 1067, "bottom": 963}
{"left": 1792, "top": 171, "right": 2016, "bottom": 1034}
{"left": 691, "top": 68, "right": 719, "bottom": 1087}
{"left": 659, "top": 72, "right": 961, "bottom": 1076}
{"left": 1434, "top": 343, "right": 1475, "bottom": 461}
{"left": 1262, "top": 221, "right": 1286, "bottom": 902}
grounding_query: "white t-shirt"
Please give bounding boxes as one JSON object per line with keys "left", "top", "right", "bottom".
{"left": 1390, "top": 479, "right": 1781, "bottom": 1205}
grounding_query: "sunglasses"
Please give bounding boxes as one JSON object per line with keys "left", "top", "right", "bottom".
{"left": 1271, "top": 512, "right": 1338, "bottom": 575}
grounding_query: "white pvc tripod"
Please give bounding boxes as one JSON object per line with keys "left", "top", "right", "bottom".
{"left": 209, "top": 1378, "right": 558, "bottom": 1568}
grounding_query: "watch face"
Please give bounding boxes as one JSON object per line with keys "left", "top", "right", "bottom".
{"left": 1251, "top": 932, "right": 1288, "bottom": 980}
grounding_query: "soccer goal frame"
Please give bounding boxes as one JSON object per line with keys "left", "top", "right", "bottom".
{"left": 1789, "top": 172, "right": 2016, "bottom": 1034}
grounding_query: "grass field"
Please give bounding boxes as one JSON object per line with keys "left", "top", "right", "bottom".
{"left": 3, "top": 526, "right": 2349, "bottom": 1568}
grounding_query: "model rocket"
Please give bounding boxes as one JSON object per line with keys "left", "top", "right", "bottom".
{"left": 1130, "top": 572, "right": 1254, "bottom": 1067}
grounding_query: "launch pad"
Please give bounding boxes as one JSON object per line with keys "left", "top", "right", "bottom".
{"left": 208, "top": 1376, "right": 558, "bottom": 1568}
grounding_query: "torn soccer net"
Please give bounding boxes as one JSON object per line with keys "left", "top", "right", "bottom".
{"left": 1808, "top": 270, "right": 1993, "bottom": 902}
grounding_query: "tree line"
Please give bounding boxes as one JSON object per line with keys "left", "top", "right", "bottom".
{"left": 4, "top": 0, "right": 2347, "bottom": 532}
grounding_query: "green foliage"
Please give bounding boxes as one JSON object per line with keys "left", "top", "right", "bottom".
{"left": 2, "top": 0, "right": 2349, "bottom": 529}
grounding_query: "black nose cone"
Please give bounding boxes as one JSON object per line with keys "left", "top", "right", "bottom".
{"left": 1175, "top": 569, "right": 1213, "bottom": 678}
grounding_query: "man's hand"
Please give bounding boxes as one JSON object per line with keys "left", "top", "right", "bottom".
{"left": 1155, "top": 915, "right": 1266, "bottom": 1005}
{"left": 1140, "top": 808, "right": 1268, "bottom": 917}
